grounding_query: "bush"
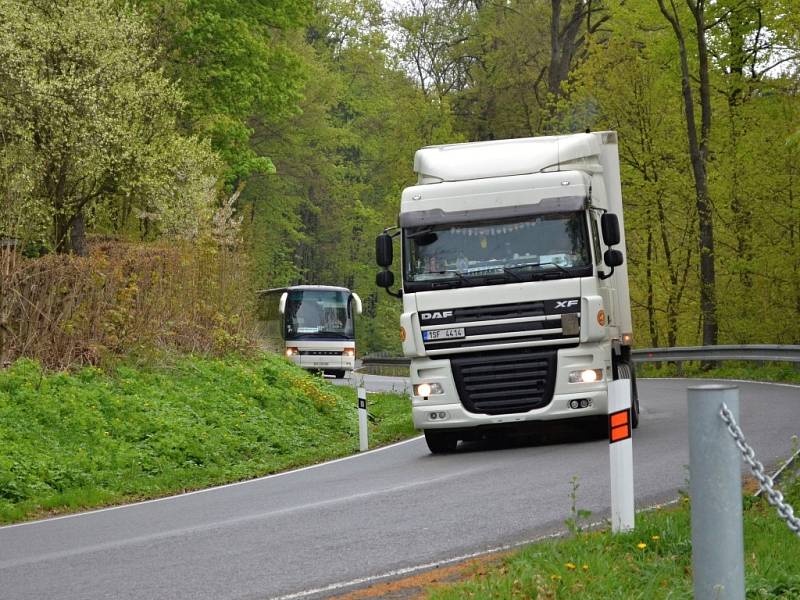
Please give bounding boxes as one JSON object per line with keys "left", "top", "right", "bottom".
{"left": 0, "top": 240, "right": 256, "bottom": 369}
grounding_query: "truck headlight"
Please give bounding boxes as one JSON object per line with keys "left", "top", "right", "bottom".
{"left": 342, "top": 348, "right": 355, "bottom": 357}
{"left": 286, "top": 347, "right": 299, "bottom": 357}
{"left": 568, "top": 369, "right": 603, "bottom": 383}
{"left": 414, "top": 382, "right": 444, "bottom": 397}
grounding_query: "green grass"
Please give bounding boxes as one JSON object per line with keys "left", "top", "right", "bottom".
{"left": 637, "top": 362, "right": 800, "bottom": 385}
{"left": 0, "top": 355, "right": 415, "bottom": 524}
{"left": 426, "top": 475, "right": 800, "bottom": 599}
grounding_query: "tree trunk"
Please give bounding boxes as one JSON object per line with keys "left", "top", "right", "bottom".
{"left": 658, "top": 0, "right": 718, "bottom": 348}
{"left": 70, "top": 211, "right": 88, "bottom": 257}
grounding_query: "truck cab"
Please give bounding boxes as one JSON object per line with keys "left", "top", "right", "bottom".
{"left": 376, "top": 132, "right": 637, "bottom": 453}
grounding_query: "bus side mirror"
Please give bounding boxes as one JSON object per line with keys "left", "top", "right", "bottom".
{"left": 376, "top": 233, "right": 394, "bottom": 267}
{"left": 278, "top": 292, "right": 288, "bottom": 315}
{"left": 351, "top": 292, "right": 363, "bottom": 315}
{"left": 376, "top": 270, "right": 395, "bottom": 288}
{"left": 601, "top": 213, "right": 621, "bottom": 246}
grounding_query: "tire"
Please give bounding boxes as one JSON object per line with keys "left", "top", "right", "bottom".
{"left": 616, "top": 361, "right": 640, "bottom": 429}
{"left": 332, "top": 370, "right": 346, "bottom": 379}
{"left": 424, "top": 430, "right": 459, "bottom": 454}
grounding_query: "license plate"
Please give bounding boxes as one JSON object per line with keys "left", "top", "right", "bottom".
{"left": 423, "top": 327, "right": 465, "bottom": 341}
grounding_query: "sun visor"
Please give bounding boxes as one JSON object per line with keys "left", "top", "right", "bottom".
{"left": 399, "top": 195, "right": 587, "bottom": 228}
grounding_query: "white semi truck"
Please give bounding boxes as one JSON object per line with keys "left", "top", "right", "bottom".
{"left": 258, "top": 285, "right": 363, "bottom": 378}
{"left": 375, "top": 131, "right": 638, "bottom": 453}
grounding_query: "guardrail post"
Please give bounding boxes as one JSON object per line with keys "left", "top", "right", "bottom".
{"left": 688, "top": 384, "right": 745, "bottom": 600}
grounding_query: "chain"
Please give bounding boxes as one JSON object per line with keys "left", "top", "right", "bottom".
{"left": 719, "top": 403, "right": 800, "bottom": 536}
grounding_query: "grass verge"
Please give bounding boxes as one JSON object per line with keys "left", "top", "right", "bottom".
{"left": 0, "top": 354, "right": 415, "bottom": 524}
{"left": 637, "top": 362, "right": 800, "bottom": 385}
{"left": 424, "top": 474, "right": 800, "bottom": 599}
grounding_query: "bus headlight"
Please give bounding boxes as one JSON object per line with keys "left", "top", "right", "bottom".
{"left": 286, "top": 347, "right": 299, "bottom": 357}
{"left": 568, "top": 369, "right": 603, "bottom": 383}
{"left": 342, "top": 348, "right": 355, "bottom": 357}
{"left": 414, "top": 382, "right": 444, "bottom": 397}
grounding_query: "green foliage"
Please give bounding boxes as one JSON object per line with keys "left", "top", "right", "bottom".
{"left": 136, "top": 0, "right": 311, "bottom": 183}
{"left": 0, "top": 0, "right": 222, "bottom": 250}
{"left": 240, "top": 0, "right": 460, "bottom": 353}
{"left": 0, "top": 355, "right": 413, "bottom": 523}
{"left": 3, "top": 0, "right": 799, "bottom": 360}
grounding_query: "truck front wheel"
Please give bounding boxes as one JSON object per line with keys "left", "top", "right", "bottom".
{"left": 424, "top": 430, "right": 458, "bottom": 454}
{"left": 616, "top": 361, "right": 640, "bottom": 429}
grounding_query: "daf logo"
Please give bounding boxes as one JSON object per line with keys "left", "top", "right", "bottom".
{"left": 420, "top": 310, "right": 453, "bottom": 321}
{"left": 555, "top": 300, "right": 579, "bottom": 309}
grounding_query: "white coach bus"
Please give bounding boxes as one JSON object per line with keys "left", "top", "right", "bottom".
{"left": 258, "top": 285, "right": 363, "bottom": 378}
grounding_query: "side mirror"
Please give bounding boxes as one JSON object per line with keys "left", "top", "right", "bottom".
{"left": 601, "top": 213, "right": 621, "bottom": 247}
{"left": 376, "top": 233, "right": 394, "bottom": 267}
{"left": 376, "top": 270, "right": 395, "bottom": 289}
{"left": 351, "top": 292, "right": 363, "bottom": 315}
{"left": 604, "top": 249, "right": 624, "bottom": 267}
{"left": 278, "top": 292, "right": 288, "bottom": 315}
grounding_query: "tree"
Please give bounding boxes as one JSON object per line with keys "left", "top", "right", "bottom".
{"left": 0, "top": 0, "right": 221, "bottom": 254}
{"left": 657, "top": 0, "right": 718, "bottom": 347}
{"left": 136, "top": 0, "right": 311, "bottom": 184}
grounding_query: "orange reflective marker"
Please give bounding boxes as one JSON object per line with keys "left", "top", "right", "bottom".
{"left": 609, "top": 408, "right": 631, "bottom": 443}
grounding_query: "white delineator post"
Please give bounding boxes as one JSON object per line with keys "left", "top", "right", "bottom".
{"left": 608, "top": 378, "right": 634, "bottom": 532}
{"left": 357, "top": 385, "right": 368, "bottom": 452}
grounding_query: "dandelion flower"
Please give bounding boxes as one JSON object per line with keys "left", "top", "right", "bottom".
{"left": 637, "top": 542, "right": 647, "bottom": 550}
{"left": 651, "top": 535, "right": 660, "bottom": 541}
{"left": 550, "top": 574, "right": 561, "bottom": 581}
{"left": 582, "top": 565, "right": 589, "bottom": 571}
{"left": 565, "top": 563, "right": 576, "bottom": 570}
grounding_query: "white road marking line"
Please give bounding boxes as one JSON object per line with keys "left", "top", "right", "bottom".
{"left": 268, "top": 497, "right": 687, "bottom": 600}
{"left": 268, "top": 533, "right": 565, "bottom": 600}
{"left": 0, "top": 435, "right": 423, "bottom": 530}
{"left": 0, "top": 470, "right": 476, "bottom": 569}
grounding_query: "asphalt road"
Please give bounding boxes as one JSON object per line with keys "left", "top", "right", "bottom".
{"left": 1, "top": 378, "right": 797, "bottom": 600}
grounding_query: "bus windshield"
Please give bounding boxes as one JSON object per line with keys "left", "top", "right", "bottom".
{"left": 285, "top": 289, "right": 355, "bottom": 340}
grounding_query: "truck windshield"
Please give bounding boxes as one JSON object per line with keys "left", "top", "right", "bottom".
{"left": 285, "top": 290, "right": 355, "bottom": 340}
{"left": 403, "top": 212, "right": 591, "bottom": 289}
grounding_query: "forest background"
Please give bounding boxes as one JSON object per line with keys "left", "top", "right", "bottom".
{"left": 1, "top": 0, "right": 798, "bottom": 369}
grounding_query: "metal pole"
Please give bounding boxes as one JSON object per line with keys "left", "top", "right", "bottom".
{"left": 688, "top": 384, "right": 745, "bottom": 600}
{"left": 608, "top": 379, "right": 634, "bottom": 532}
{"left": 357, "top": 385, "right": 368, "bottom": 452}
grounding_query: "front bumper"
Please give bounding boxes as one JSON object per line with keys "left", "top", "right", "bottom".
{"left": 409, "top": 344, "right": 612, "bottom": 430}
{"left": 292, "top": 355, "right": 356, "bottom": 371}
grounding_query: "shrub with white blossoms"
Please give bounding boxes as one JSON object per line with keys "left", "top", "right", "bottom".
{"left": 0, "top": 0, "right": 224, "bottom": 252}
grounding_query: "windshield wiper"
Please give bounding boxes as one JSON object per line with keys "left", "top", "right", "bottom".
{"left": 506, "top": 261, "right": 571, "bottom": 276}
{"left": 429, "top": 270, "right": 470, "bottom": 285}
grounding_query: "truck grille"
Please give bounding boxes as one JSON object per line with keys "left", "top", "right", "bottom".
{"left": 451, "top": 301, "right": 545, "bottom": 322}
{"left": 421, "top": 300, "right": 579, "bottom": 354}
{"left": 451, "top": 349, "right": 556, "bottom": 415}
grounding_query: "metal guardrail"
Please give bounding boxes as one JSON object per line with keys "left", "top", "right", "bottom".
{"left": 362, "top": 345, "right": 800, "bottom": 366}
{"left": 632, "top": 345, "right": 800, "bottom": 364}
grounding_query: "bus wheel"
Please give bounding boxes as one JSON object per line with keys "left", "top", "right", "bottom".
{"left": 331, "top": 370, "right": 346, "bottom": 379}
{"left": 424, "top": 430, "right": 458, "bottom": 454}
